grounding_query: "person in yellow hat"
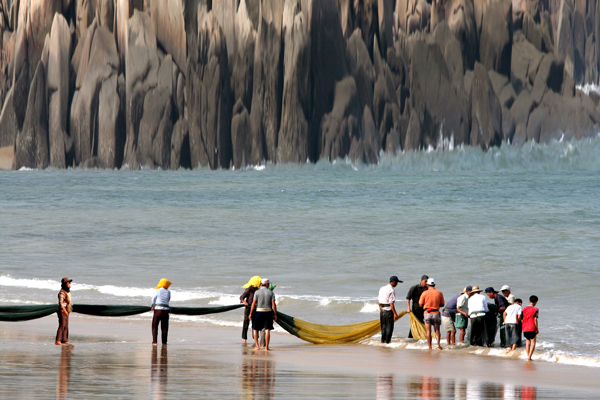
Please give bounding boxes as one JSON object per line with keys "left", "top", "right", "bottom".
{"left": 240, "top": 276, "right": 262, "bottom": 344}
{"left": 151, "top": 279, "right": 172, "bottom": 345}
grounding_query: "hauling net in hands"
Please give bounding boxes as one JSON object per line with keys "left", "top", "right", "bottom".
{"left": 276, "top": 311, "right": 428, "bottom": 343}
{"left": 0, "top": 304, "right": 244, "bottom": 322}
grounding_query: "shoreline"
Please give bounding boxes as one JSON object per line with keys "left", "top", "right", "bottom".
{"left": 2, "top": 314, "right": 600, "bottom": 398}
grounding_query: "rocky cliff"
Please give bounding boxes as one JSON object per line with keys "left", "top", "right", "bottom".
{"left": 0, "top": 0, "right": 599, "bottom": 169}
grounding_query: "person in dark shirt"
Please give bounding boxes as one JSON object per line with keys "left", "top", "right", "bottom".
{"left": 240, "top": 276, "right": 261, "bottom": 344}
{"left": 484, "top": 287, "right": 508, "bottom": 347}
{"left": 441, "top": 292, "right": 461, "bottom": 346}
{"left": 405, "top": 275, "right": 428, "bottom": 338}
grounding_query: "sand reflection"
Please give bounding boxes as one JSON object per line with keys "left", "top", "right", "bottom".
{"left": 406, "top": 375, "right": 441, "bottom": 398}
{"left": 403, "top": 377, "right": 537, "bottom": 399}
{"left": 376, "top": 373, "right": 394, "bottom": 400}
{"left": 56, "top": 346, "right": 71, "bottom": 400}
{"left": 150, "top": 346, "right": 168, "bottom": 400}
{"left": 241, "top": 355, "right": 275, "bottom": 399}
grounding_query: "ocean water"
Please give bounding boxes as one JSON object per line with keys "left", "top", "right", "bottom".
{"left": 1, "top": 137, "right": 599, "bottom": 367}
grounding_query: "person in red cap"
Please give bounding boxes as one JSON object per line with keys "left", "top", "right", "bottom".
{"left": 56, "top": 277, "right": 73, "bottom": 345}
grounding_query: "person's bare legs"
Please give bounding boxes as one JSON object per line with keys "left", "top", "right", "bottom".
{"left": 434, "top": 325, "right": 443, "bottom": 349}
{"left": 425, "top": 323, "right": 433, "bottom": 349}
{"left": 459, "top": 328, "right": 466, "bottom": 343}
{"left": 448, "top": 330, "right": 456, "bottom": 345}
{"left": 252, "top": 329, "right": 260, "bottom": 350}
{"left": 264, "top": 329, "right": 271, "bottom": 350}
{"left": 526, "top": 337, "right": 536, "bottom": 360}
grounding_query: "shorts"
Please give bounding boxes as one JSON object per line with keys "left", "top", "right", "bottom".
{"left": 505, "top": 324, "right": 520, "bottom": 345}
{"left": 442, "top": 315, "right": 456, "bottom": 332}
{"left": 523, "top": 331, "right": 537, "bottom": 340}
{"left": 455, "top": 313, "right": 468, "bottom": 329}
{"left": 424, "top": 313, "right": 441, "bottom": 326}
{"left": 252, "top": 311, "right": 274, "bottom": 331}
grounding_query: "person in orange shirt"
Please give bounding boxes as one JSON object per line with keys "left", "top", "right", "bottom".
{"left": 418, "top": 278, "right": 445, "bottom": 349}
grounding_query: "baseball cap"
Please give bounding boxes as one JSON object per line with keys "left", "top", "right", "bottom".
{"left": 389, "top": 275, "right": 403, "bottom": 283}
{"left": 426, "top": 278, "right": 435, "bottom": 286}
{"left": 500, "top": 285, "right": 510, "bottom": 291}
{"left": 61, "top": 277, "right": 73, "bottom": 284}
{"left": 485, "top": 287, "right": 498, "bottom": 293}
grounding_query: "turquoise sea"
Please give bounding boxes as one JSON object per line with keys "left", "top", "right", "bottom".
{"left": 1, "top": 137, "right": 600, "bottom": 366}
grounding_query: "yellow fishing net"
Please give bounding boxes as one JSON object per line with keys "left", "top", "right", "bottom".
{"left": 276, "top": 311, "right": 429, "bottom": 344}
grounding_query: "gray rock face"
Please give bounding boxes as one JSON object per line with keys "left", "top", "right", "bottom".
{"left": 150, "top": 0, "right": 187, "bottom": 73}
{"left": 535, "top": 91, "right": 600, "bottom": 143}
{"left": 377, "top": 0, "right": 394, "bottom": 56}
{"left": 348, "top": 105, "right": 380, "bottom": 163}
{"left": 137, "top": 86, "right": 172, "bottom": 169}
{"left": 97, "top": 0, "right": 114, "bottom": 32}
{"left": 46, "top": 13, "right": 71, "bottom": 169}
{"left": 76, "top": 0, "right": 94, "bottom": 40}
{"left": 188, "top": 12, "right": 232, "bottom": 169}
{"left": 354, "top": 0, "right": 378, "bottom": 54}
{"left": 249, "top": 0, "right": 283, "bottom": 162}
{"left": 479, "top": 0, "right": 512, "bottom": 77}
{"left": 13, "top": 61, "right": 48, "bottom": 169}
{"left": 310, "top": 0, "right": 348, "bottom": 160}
{"left": 170, "top": 118, "right": 190, "bottom": 170}
{"left": 555, "top": 0, "right": 575, "bottom": 79}
{"left": 278, "top": 0, "right": 310, "bottom": 164}
{"left": 470, "top": 62, "right": 503, "bottom": 150}
{"left": 320, "top": 76, "right": 361, "bottom": 161}
{"left": 346, "top": 29, "right": 376, "bottom": 113}
{"left": 231, "top": 98, "right": 259, "bottom": 168}
{"left": 231, "top": 0, "right": 256, "bottom": 110}
{"left": 0, "top": 89, "right": 18, "bottom": 148}
{"left": 97, "top": 74, "right": 122, "bottom": 169}
{"left": 445, "top": 0, "right": 478, "bottom": 70}
{"left": 12, "top": 20, "right": 29, "bottom": 131}
{"left": 70, "top": 25, "right": 120, "bottom": 167}
{"left": 409, "top": 39, "right": 470, "bottom": 148}
{"left": 124, "top": 10, "right": 159, "bottom": 168}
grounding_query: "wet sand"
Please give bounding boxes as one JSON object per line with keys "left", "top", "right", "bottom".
{"left": 1, "top": 315, "right": 599, "bottom": 399}
{"left": 0, "top": 146, "right": 13, "bottom": 170}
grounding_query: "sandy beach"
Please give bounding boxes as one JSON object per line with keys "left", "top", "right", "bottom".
{"left": 1, "top": 315, "right": 599, "bottom": 399}
{"left": 0, "top": 146, "right": 13, "bottom": 170}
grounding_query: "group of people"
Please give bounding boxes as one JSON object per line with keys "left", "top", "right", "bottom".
{"left": 55, "top": 276, "right": 279, "bottom": 351}
{"left": 379, "top": 275, "right": 540, "bottom": 360}
{"left": 55, "top": 275, "right": 540, "bottom": 361}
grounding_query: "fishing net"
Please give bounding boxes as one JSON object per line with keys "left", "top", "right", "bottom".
{"left": 0, "top": 304, "right": 244, "bottom": 321}
{"left": 276, "top": 311, "right": 428, "bottom": 343}
{"left": 1, "top": 303, "right": 429, "bottom": 344}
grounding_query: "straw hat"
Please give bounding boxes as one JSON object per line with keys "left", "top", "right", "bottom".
{"left": 470, "top": 285, "right": 483, "bottom": 293}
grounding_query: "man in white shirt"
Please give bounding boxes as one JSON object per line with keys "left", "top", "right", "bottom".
{"left": 378, "top": 276, "right": 402, "bottom": 343}
{"left": 467, "top": 286, "right": 489, "bottom": 346}
{"left": 503, "top": 298, "right": 523, "bottom": 351}
{"left": 455, "top": 285, "right": 472, "bottom": 343}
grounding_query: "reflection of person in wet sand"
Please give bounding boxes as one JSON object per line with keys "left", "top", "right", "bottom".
{"left": 151, "top": 345, "right": 168, "bottom": 400}
{"left": 56, "top": 346, "right": 71, "bottom": 400}
{"left": 406, "top": 376, "right": 440, "bottom": 399}
{"left": 376, "top": 374, "right": 394, "bottom": 400}
{"left": 241, "top": 355, "right": 275, "bottom": 399}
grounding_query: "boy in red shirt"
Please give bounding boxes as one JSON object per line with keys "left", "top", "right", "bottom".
{"left": 522, "top": 295, "right": 539, "bottom": 361}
